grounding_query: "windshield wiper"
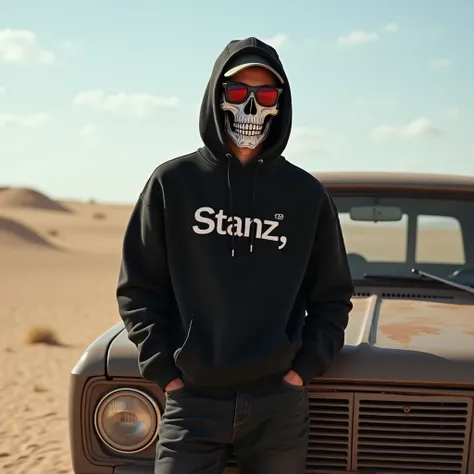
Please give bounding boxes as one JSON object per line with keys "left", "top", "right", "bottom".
{"left": 411, "top": 268, "right": 474, "bottom": 296}
{"left": 363, "top": 269, "right": 474, "bottom": 296}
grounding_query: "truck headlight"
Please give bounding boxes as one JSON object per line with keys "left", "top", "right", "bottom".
{"left": 94, "top": 388, "right": 161, "bottom": 454}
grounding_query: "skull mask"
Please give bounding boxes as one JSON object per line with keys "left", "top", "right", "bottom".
{"left": 220, "top": 83, "right": 281, "bottom": 149}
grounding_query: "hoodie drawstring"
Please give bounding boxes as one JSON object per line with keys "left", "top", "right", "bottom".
{"left": 249, "top": 158, "right": 263, "bottom": 253}
{"left": 226, "top": 153, "right": 263, "bottom": 257}
{"left": 226, "top": 154, "right": 236, "bottom": 257}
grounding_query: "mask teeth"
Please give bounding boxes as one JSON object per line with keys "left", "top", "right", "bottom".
{"left": 233, "top": 121, "right": 263, "bottom": 136}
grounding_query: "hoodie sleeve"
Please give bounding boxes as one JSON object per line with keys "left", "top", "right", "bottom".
{"left": 292, "top": 190, "right": 354, "bottom": 384}
{"left": 116, "top": 179, "right": 181, "bottom": 390}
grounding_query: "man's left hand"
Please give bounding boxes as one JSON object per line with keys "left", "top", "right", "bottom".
{"left": 283, "top": 369, "right": 304, "bottom": 387}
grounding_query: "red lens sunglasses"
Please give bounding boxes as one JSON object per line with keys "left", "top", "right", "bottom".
{"left": 222, "top": 82, "right": 282, "bottom": 107}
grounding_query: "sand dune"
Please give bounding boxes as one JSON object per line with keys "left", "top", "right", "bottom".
{"left": 0, "top": 216, "right": 56, "bottom": 248}
{"left": 0, "top": 188, "right": 464, "bottom": 474}
{"left": 0, "top": 192, "right": 132, "bottom": 474}
{"left": 0, "top": 187, "right": 71, "bottom": 213}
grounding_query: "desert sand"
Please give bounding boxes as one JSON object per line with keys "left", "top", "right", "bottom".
{"left": 0, "top": 186, "right": 461, "bottom": 474}
{"left": 0, "top": 187, "right": 133, "bottom": 474}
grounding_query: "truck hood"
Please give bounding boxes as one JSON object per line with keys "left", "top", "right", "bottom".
{"left": 107, "top": 296, "right": 474, "bottom": 385}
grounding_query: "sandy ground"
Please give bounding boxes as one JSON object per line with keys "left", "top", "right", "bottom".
{"left": 0, "top": 187, "right": 462, "bottom": 474}
{"left": 0, "top": 189, "right": 133, "bottom": 474}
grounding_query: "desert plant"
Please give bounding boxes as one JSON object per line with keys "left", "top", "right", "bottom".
{"left": 26, "top": 325, "right": 62, "bottom": 346}
{"left": 47, "top": 228, "right": 59, "bottom": 237}
{"left": 33, "top": 383, "right": 47, "bottom": 393}
{"left": 92, "top": 211, "right": 106, "bottom": 220}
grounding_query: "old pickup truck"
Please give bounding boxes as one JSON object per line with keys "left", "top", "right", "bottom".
{"left": 69, "top": 171, "right": 474, "bottom": 474}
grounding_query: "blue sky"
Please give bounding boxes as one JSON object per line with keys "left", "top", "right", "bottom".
{"left": 1, "top": 0, "right": 473, "bottom": 203}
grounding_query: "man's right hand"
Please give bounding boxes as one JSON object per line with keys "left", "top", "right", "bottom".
{"left": 164, "top": 377, "right": 184, "bottom": 393}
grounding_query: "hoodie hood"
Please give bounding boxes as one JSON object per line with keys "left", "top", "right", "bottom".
{"left": 199, "top": 37, "right": 292, "bottom": 165}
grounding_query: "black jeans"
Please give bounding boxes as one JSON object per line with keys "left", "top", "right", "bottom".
{"left": 155, "top": 378, "right": 310, "bottom": 474}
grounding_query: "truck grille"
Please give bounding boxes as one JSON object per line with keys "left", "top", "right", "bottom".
{"left": 306, "top": 392, "right": 352, "bottom": 471}
{"left": 224, "top": 390, "right": 473, "bottom": 473}
{"left": 353, "top": 394, "right": 473, "bottom": 473}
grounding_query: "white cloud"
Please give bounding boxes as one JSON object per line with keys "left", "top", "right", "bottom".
{"left": 0, "top": 29, "right": 55, "bottom": 64}
{"left": 73, "top": 90, "right": 179, "bottom": 118}
{"left": 354, "top": 96, "right": 397, "bottom": 108}
{"left": 0, "top": 141, "right": 25, "bottom": 153}
{"left": 428, "top": 58, "right": 451, "bottom": 68}
{"left": 383, "top": 22, "right": 400, "bottom": 32}
{"left": 262, "top": 34, "right": 289, "bottom": 49}
{"left": 303, "top": 38, "right": 321, "bottom": 49}
{"left": 79, "top": 124, "right": 100, "bottom": 148}
{"left": 337, "top": 30, "right": 379, "bottom": 45}
{"left": 61, "top": 40, "right": 84, "bottom": 55}
{"left": 287, "top": 126, "right": 329, "bottom": 154}
{"left": 0, "top": 86, "right": 5, "bottom": 96}
{"left": 446, "top": 107, "right": 459, "bottom": 120}
{"left": 287, "top": 126, "right": 347, "bottom": 163}
{"left": 371, "top": 118, "right": 443, "bottom": 141}
{"left": 80, "top": 123, "right": 98, "bottom": 137}
{"left": 0, "top": 113, "right": 51, "bottom": 130}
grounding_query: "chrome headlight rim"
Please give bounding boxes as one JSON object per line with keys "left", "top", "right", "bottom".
{"left": 93, "top": 387, "right": 161, "bottom": 454}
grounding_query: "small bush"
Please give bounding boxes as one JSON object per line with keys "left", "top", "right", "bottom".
{"left": 33, "top": 383, "right": 47, "bottom": 393}
{"left": 47, "top": 228, "right": 59, "bottom": 237}
{"left": 92, "top": 211, "right": 106, "bottom": 220}
{"left": 26, "top": 325, "right": 62, "bottom": 346}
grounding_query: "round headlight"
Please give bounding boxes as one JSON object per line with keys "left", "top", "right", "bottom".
{"left": 94, "top": 388, "right": 160, "bottom": 454}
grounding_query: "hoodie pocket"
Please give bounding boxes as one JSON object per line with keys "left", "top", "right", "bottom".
{"left": 174, "top": 312, "right": 295, "bottom": 388}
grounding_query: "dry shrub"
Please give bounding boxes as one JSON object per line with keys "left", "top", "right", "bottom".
{"left": 47, "top": 228, "right": 59, "bottom": 237}
{"left": 33, "top": 383, "right": 47, "bottom": 393}
{"left": 92, "top": 211, "right": 106, "bottom": 220}
{"left": 26, "top": 325, "right": 62, "bottom": 346}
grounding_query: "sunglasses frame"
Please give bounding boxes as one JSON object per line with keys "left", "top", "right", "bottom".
{"left": 222, "top": 81, "right": 283, "bottom": 107}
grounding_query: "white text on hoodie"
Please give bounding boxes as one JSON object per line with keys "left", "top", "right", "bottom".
{"left": 192, "top": 206, "right": 287, "bottom": 249}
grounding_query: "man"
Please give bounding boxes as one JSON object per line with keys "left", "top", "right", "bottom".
{"left": 117, "top": 36, "right": 354, "bottom": 474}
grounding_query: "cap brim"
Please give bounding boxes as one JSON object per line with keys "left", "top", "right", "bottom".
{"left": 224, "top": 62, "right": 284, "bottom": 84}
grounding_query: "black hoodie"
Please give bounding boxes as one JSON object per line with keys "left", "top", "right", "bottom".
{"left": 117, "top": 37, "right": 354, "bottom": 391}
